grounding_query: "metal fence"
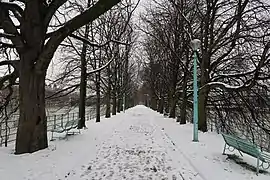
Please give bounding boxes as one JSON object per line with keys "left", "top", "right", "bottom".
{"left": 0, "top": 106, "right": 106, "bottom": 147}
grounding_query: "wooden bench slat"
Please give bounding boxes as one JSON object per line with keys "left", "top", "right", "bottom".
{"left": 261, "top": 152, "right": 270, "bottom": 163}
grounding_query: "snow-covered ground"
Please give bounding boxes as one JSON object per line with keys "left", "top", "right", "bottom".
{"left": 0, "top": 105, "right": 269, "bottom": 180}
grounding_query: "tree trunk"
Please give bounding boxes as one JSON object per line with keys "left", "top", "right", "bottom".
{"left": 180, "top": 95, "right": 188, "bottom": 124}
{"left": 198, "top": 88, "right": 209, "bottom": 132}
{"left": 105, "top": 66, "right": 111, "bottom": 118}
{"left": 78, "top": 23, "right": 89, "bottom": 129}
{"left": 96, "top": 71, "right": 101, "bottom": 122}
{"left": 198, "top": 50, "right": 210, "bottom": 132}
{"left": 117, "top": 65, "right": 122, "bottom": 113}
{"left": 78, "top": 55, "right": 87, "bottom": 128}
{"left": 169, "top": 97, "right": 177, "bottom": 118}
{"left": 15, "top": 70, "right": 48, "bottom": 154}
{"left": 105, "top": 89, "right": 111, "bottom": 118}
{"left": 112, "top": 90, "right": 117, "bottom": 115}
{"left": 180, "top": 74, "right": 188, "bottom": 124}
{"left": 150, "top": 95, "right": 157, "bottom": 110}
{"left": 164, "top": 96, "right": 169, "bottom": 115}
{"left": 112, "top": 67, "right": 117, "bottom": 115}
{"left": 158, "top": 97, "right": 164, "bottom": 114}
{"left": 117, "top": 97, "right": 122, "bottom": 112}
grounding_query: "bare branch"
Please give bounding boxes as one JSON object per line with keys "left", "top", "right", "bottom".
{"left": 36, "top": 0, "right": 121, "bottom": 72}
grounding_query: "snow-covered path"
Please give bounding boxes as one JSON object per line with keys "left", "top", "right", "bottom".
{"left": 70, "top": 106, "right": 202, "bottom": 180}
{"left": 0, "top": 105, "right": 269, "bottom": 180}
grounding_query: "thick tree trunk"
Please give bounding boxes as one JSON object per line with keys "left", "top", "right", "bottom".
{"left": 15, "top": 70, "right": 48, "bottom": 154}
{"left": 198, "top": 50, "right": 210, "bottom": 132}
{"left": 198, "top": 88, "right": 209, "bottom": 132}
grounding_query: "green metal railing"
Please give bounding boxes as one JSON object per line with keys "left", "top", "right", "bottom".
{"left": 0, "top": 106, "right": 106, "bottom": 147}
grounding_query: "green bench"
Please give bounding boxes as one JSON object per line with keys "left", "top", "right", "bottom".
{"left": 51, "top": 119, "right": 80, "bottom": 140}
{"left": 221, "top": 133, "right": 270, "bottom": 175}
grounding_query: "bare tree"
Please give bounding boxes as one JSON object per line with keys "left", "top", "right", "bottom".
{"left": 0, "top": 0, "right": 121, "bottom": 154}
{"left": 140, "top": 0, "right": 270, "bottom": 144}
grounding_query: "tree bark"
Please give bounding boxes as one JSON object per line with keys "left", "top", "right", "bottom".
{"left": 105, "top": 66, "right": 111, "bottom": 118}
{"left": 180, "top": 74, "right": 188, "bottom": 124}
{"left": 198, "top": 50, "right": 210, "bottom": 132}
{"left": 158, "top": 96, "right": 164, "bottom": 114}
{"left": 15, "top": 69, "right": 47, "bottom": 154}
{"left": 96, "top": 71, "right": 101, "bottom": 122}
{"left": 112, "top": 66, "right": 117, "bottom": 115}
{"left": 117, "top": 65, "right": 122, "bottom": 113}
{"left": 198, "top": 88, "right": 209, "bottom": 132}
{"left": 112, "top": 90, "right": 117, "bottom": 115}
{"left": 117, "top": 97, "right": 122, "bottom": 112}
{"left": 78, "top": 22, "right": 90, "bottom": 129}
{"left": 150, "top": 95, "right": 157, "bottom": 110}
{"left": 179, "top": 95, "right": 188, "bottom": 124}
{"left": 169, "top": 97, "right": 177, "bottom": 118}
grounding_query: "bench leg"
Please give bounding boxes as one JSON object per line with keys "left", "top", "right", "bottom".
{"left": 256, "top": 156, "right": 259, "bottom": 175}
{"left": 51, "top": 131, "right": 54, "bottom": 141}
{"left": 238, "top": 150, "right": 243, "bottom": 157}
{"left": 66, "top": 130, "right": 69, "bottom": 140}
{"left": 223, "top": 143, "right": 227, "bottom": 155}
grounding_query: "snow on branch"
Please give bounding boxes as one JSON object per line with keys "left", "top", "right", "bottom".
{"left": 0, "top": 2, "right": 24, "bottom": 15}
{"left": 86, "top": 55, "right": 115, "bottom": 76}
{"left": 69, "top": 34, "right": 131, "bottom": 47}
{"left": 37, "top": 0, "right": 121, "bottom": 72}
{"left": 69, "top": 34, "right": 110, "bottom": 48}
{"left": 0, "top": 42, "right": 15, "bottom": 49}
{"left": 202, "top": 81, "right": 254, "bottom": 91}
{"left": 0, "top": 33, "right": 16, "bottom": 39}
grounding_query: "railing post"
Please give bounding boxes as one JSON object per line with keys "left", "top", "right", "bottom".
{"left": 210, "top": 118, "right": 213, "bottom": 132}
{"left": 5, "top": 118, "right": 8, "bottom": 147}
{"left": 90, "top": 109, "right": 92, "bottom": 120}
{"left": 53, "top": 115, "right": 56, "bottom": 129}
{"left": 61, "top": 114, "right": 64, "bottom": 127}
